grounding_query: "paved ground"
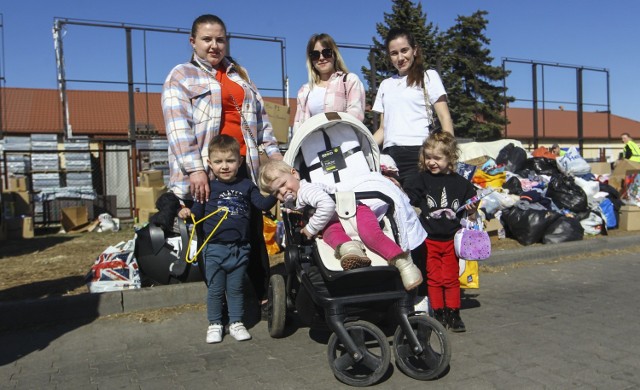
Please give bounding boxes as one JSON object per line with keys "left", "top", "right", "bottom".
{"left": 1, "top": 240, "right": 639, "bottom": 389}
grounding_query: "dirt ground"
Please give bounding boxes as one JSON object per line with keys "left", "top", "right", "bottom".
{"left": 0, "top": 223, "right": 637, "bottom": 303}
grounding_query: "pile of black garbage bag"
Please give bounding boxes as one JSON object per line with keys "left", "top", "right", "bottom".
{"left": 478, "top": 143, "right": 622, "bottom": 246}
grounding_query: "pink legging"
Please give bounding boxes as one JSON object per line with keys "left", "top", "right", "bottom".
{"left": 322, "top": 204, "right": 403, "bottom": 261}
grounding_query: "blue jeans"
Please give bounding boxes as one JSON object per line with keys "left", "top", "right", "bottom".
{"left": 204, "top": 242, "right": 250, "bottom": 324}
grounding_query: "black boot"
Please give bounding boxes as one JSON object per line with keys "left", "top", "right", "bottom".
{"left": 433, "top": 309, "right": 447, "bottom": 328}
{"left": 445, "top": 308, "right": 466, "bottom": 332}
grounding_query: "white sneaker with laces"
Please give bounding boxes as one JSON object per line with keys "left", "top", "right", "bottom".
{"left": 206, "top": 323, "right": 223, "bottom": 344}
{"left": 229, "top": 322, "right": 251, "bottom": 341}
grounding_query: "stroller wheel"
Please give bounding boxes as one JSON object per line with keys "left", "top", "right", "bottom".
{"left": 267, "top": 274, "right": 287, "bottom": 338}
{"left": 392, "top": 315, "right": 451, "bottom": 380}
{"left": 327, "top": 320, "right": 390, "bottom": 387}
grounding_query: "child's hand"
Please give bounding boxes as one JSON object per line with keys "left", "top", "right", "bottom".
{"left": 301, "top": 226, "right": 315, "bottom": 240}
{"left": 178, "top": 207, "right": 192, "bottom": 220}
{"left": 464, "top": 202, "right": 478, "bottom": 216}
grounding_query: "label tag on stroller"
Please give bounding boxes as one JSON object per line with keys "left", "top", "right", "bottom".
{"left": 318, "top": 147, "right": 346, "bottom": 174}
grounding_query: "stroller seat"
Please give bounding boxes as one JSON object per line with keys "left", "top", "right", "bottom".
{"left": 313, "top": 190, "right": 399, "bottom": 279}
{"left": 316, "top": 238, "right": 388, "bottom": 271}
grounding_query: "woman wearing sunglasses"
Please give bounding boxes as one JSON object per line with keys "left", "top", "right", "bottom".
{"left": 293, "top": 33, "right": 366, "bottom": 131}
{"left": 372, "top": 28, "right": 454, "bottom": 189}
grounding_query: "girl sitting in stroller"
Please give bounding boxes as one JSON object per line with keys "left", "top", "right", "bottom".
{"left": 259, "top": 160, "right": 423, "bottom": 290}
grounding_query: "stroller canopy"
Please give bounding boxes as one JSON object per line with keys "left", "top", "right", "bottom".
{"left": 284, "top": 112, "right": 380, "bottom": 184}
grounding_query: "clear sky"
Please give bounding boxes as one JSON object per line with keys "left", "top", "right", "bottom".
{"left": 1, "top": 0, "right": 639, "bottom": 121}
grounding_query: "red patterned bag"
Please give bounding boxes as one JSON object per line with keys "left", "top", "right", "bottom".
{"left": 86, "top": 240, "right": 141, "bottom": 293}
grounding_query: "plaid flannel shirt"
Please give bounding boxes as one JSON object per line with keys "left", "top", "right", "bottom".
{"left": 162, "top": 56, "right": 279, "bottom": 199}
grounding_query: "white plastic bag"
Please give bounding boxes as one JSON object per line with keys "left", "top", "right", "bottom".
{"left": 96, "top": 213, "right": 120, "bottom": 232}
{"left": 579, "top": 212, "right": 604, "bottom": 236}
{"left": 479, "top": 190, "right": 517, "bottom": 215}
{"left": 557, "top": 147, "right": 591, "bottom": 176}
{"left": 573, "top": 176, "right": 600, "bottom": 200}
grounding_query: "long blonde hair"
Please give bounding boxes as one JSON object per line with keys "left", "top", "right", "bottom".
{"left": 418, "top": 132, "right": 459, "bottom": 173}
{"left": 305, "top": 33, "right": 349, "bottom": 89}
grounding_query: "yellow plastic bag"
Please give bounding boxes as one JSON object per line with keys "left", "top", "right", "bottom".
{"left": 459, "top": 259, "right": 479, "bottom": 289}
{"left": 263, "top": 215, "right": 281, "bottom": 255}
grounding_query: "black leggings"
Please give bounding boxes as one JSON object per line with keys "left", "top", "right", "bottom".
{"left": 383, "top": 145, "right": 421, "bottom": 189}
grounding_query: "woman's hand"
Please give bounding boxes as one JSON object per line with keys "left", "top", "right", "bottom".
{"left": 189, "top": 171, "right": 210, "bottom": 203}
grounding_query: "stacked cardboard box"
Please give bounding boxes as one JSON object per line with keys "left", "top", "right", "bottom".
{"left": 484, "top": 218, "right": 503, "bottom": 235}
{"left": 60, "top": 206, "right": 90, "bottom": 232}
{"left": 136, "top": 139, "right": 170, "bottom": 185}
{"left": 588, "top": 161, "right": 612, "bottom": 176}
{"left": 8, "top": 176, "right": 28, "bottom": 192}
{"left": 1, "top": 216, "right": 34, "bottom": 240}
{"left": 3, "top": 191, "right": 31, "bottom": 216}
{"left": 1, "top": 184, "right": 34, "bottom": 239}
{"left": 139, "top": 170, "right": 165, "bottom": 187}
{"left": 619, "top": 205, "right": 640, "bottom": 231}
{"left": 264, "top": 101, "right": 291, "bottom": 144}
{"left": 135, "top": 170, "right": 165, "bottom": 223}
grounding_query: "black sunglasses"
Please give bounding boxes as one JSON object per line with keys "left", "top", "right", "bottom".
{"left": 309, "top": 48, "right": 333, "bottom": 61}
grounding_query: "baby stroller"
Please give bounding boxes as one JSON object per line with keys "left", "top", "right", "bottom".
{"left": 267, "top": 112, "right": 451, "bottom": 386}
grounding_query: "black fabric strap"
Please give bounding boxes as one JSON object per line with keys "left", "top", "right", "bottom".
{"left": 319, "top": 130, "right": 341, "bottom": 183}
{"left": 308, "top": 146, "right": 362, "bottom": 172}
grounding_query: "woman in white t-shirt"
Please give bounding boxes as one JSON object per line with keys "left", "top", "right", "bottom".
{"left": 372, "top": 27, "right": 454, "bottom": 187}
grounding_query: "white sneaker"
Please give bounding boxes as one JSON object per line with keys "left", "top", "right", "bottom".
{"left": 206, "top": 323, "right": 223, "bottom": 344}
{"left": 414, "top": 295, "right": 430, "bottom": 314}
{"left": 229, "top": 322, "right": 251, "bottom": 341}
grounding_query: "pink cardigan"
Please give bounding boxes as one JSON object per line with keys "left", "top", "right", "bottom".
{"left": 293, "top": 71, "right": 365, "bottom": 132}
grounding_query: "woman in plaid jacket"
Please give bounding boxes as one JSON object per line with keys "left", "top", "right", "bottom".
{"left": 162, "top": 14, "right": 282, "bottom": 315}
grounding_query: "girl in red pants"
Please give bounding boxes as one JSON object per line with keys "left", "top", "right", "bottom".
{"left": 404, "top": 132, "right": 478, "bottom": 332}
